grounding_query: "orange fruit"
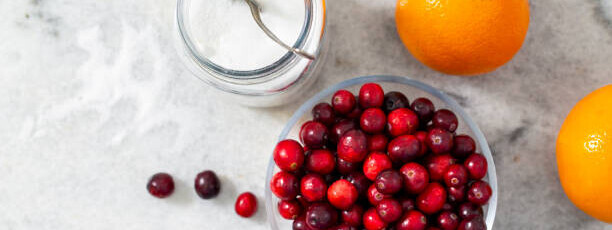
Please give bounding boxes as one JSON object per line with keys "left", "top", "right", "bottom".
{"left": 557, "top": 85, "right": 612, "bottom": 223}
{"left": 395, "top": 0, "right": 530, "bottom": 76}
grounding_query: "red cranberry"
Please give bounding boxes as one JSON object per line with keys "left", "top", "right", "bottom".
{"left": 363, "top": 207, "right": 388, "bottom": 230}
{"left": 457, "top": 202, "right": 484, "bottom": 219}
{"left": 338, "top": 130, "right": 368, "bottom": 163}
{"left": 399, "top": 162, "right": 429, "bottom": 194}
{"left": 426, "top": 128, "right": 454, "bottom": 154}
{"left": 396, "top": 210, "right": 427, "bottom": 230}
{"left": 375, "top": 169, "right": 403, "bottom": 195}
{"left": 330, "top": 224, "right": 358, "bottom": 230}
{"left": 425, "top": 154, "right": 456, "bottom": 181}
{"left": 410, "top": 98, "right": 435, "bottom": 124}
{"left": 360, "top": 108, "right": 387, "bottom": 134}
{"left": 328, "top": 179, "right": 359, "bottom": 210}
{"left": 416, "top": 182, "right": 447, "bottom": 215}
{"left": 415, "top": 131, "right": 429, "bottom": 156}
{"left": 359, "top": 83, "right": 385, "bottom": 109}
{"left": 451, "top": 135, "right": 476, "bottom": 159}
{"left": 444, "top": 164, "right": 468, "bottom": 187}
{"left": 274, "top": 139, "right": 306, "bottom": 172}
{"left": 400, "top": 198, "right": 416, "bottom": 212}
{"left": 458, "top": 216, "right": 486, "bottom": 230}
{"left": 387, "top": 108, "right": 420, "bottom": 137}
{"left": 346, "top": 102, "right": 363, "bottom": 119}
{"left": 330, "top": 119, "right": 357, "bottom": 143}
{"left": 301, "top": 174, "right": 328, "bottom": 202}
{"left": 367, "top": 183, "right": 392, "bottom": 205}
{"left": 345, "top": 172, "right": 371, "bottom": 198}
{"left": 332, "top": 90, "right": 357, "bottom": 114}
{"left": 376, "top": 198, "right": 403, "bottom": 223}
{"left": 341, "top": 204, "right": 364, "bottom": 227}
{"left": 437, "top": 211, "right": 460, "bottom": 230}
{"left": 147, "top": 172, "right": 175, "bottom": 198}
{"left": 383, "top": 91, "right": 410, "bottom": 113}
{"left": 432, "top": 109, "right": 458, "bottom": 132}
{"left": 464, "top": 154, "right": 488, "bottom": 180}
{"left": 337, "top": 158, "right": 359, "bottom": 175}
{"left": 363, "top": 152, "right": 393, "bottom": 180}
{"left": 388, "top": 135, "right": 422, "bottom": 164}
{"left": 270, "top": 171, "right": 299, "bottom": 200}
{"left": 305, "top": 149, "right": 335, "bottom": 175}
{"left": 279, "top": 199, "right": 303, "bottom": 220}
{"left": 300, "top": 121, "right": 329, "bottom": 149}
{"left": 312, "top": 103, "right": 336, "bottom": 126}
{"left": 195, "top": 170, "right": 221, "bottom": 199}
{"left": 467, "top": 180, "right": 492, "bottom": 205}
{"left": 293, "top": 215, "right": 310, "bottom": 230}
{"left": 368, "top": 134, "right": 389, "bottom": 152}
{"left": 306, "top": 203, "right": 338, "bottom": 230}
{"left": 235, "top": 192, "right": 257, "bottom": 218}
{"left": 448, "top": 185, "right": 466, "bottom": 203}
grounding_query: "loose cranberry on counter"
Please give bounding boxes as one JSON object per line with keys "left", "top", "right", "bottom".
{"left": 448, "top": 185, "right": 466, "bottom": 203}
{"left": 451, "top": 135, "right": 476, "bottom": 159}
{"left": 306, "top": 203, "right": 338, "bottom": 230}
{"left": 363, "top": 152, "right": 393, "bottom": 181}
{"left": 387, "top": 108, "right": 420, "bottom": 137}
{"left": 400, "top": 162, "right": 429, "bottom": 194}
{"left": 426, "top": 128, "right": 454, "bottom": 154}
{"left": 411, "top": 97, "right": 435, "bottom": 125}
{"left": 337, "top": 157, "right": 359, "bottom": 175}
{"left": 270, "top": 171, "right": 299, "bottom": 200}
{"left": 147, "top": 172, "right": 175, "bottom": 198}
{"left": 416, "top": 182, "right": 447, "bottom": 215}
{"left": 274, "top": 139, "right": 305, "bottom": 172}
{"left": 327, "top": 179, "right": 359, "bottom": 210}
{"left": 458, "top": 216, "right": 486, "bottom": 230}
{"left": 388, "top": 135, "right": 422, "bottom": 164}
{"left": 367, "top": 134, "right": 389, "bottom": 152}
{"left": 396, "top": 210, "right": 427, "bottom": 230}
{"left": 341, "top": 204, "right": 364, "bottom": 227}
{"left": 437, "top": 211, "right": 460, "bottom": 230}
{"left": 425, "top": 154, "right": 456, "bottom": 181}
{"left": 367, "top": 183, "right": 392, "bottom": 206}
{"left": 444, "top": 164, "right": 469, "bottom": 187}
{"left": 235, "top": 192, "right": 257, "bottom": 218}
{"left": 359, "top": 83, "right": 385, "bottom": 109}
{"left": 338, "top": 130, "right": 369, "bottom": 163}
{"left": 360, "top": 108, "right": 387, "bottom": 134}
{"left": 330, "top": 119, "right": 357, "bottom": 143}
{"left": 363, "top": 207, "right": 388, "bottom": 230}
{"left": 300, "top": 121, "right": 329, "bottom": 150}
{"left": 301, "top": 174, "right": 328, "bottom": 202}
{"left": 278, "top": 199, "right": 303, "bottom": 220}
{"left": 375, "top": 169, "right": 403, "bottom": 195}
{"left": 312, "top": 103, "right": 336, "bottom": 126}
{"left": 376, "top": 198, "right": 403, "bottom": 223}
{"left": 400, "top": 197, "right": 416, "bottom": 212}
{"left": 332, "top": 90, "right": 357, "bottom": 114}
{"left": 467, "top": 180, "right": 492, "bottom": 205}
{"left": 457, "top": 202, "right": 484, "bottom": 219}
{"left": 293, "top": 215, "right": 310, "bottom": 230}
{"left": 383, "top": 91, "right": 410, "bottom": 113}
{"left": 195, "top": 170, "right": 221, "bottom": 199}
{"left": 432, "top": 109, "right": 458, "bottom": 132}
{"left": 464, "top": 154, "right": 488, "bottom": 180}
{"left": 344, "top": 171, "right": 371, "bottom": 199}
{"left": 305, "top": 149, "right": 336, "bottom": 175}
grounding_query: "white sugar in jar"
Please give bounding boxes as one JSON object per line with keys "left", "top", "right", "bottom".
{"left": 175, "top": 0, "right": 328, "bottom": 107}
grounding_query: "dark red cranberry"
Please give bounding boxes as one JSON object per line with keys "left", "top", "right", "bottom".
{"left": 300, "top": 121, "right": 329, "bottom": 149}
{"left": 344, "top": 172, "right": 371, "bottom": 198}
{"left": 337, "top": 130, "right": 368, "bottom": 163}
{"left": 415, "top": 131, "right": 429, "bottom": 156}
{"left": 363, "top": 207, "right": 388, "bottom": 230}
{"left": 400, "top": 162, "right": 429, "bottom": 194}
{"left": 387, "top": 108, "right": 420, "bottom": 137}
{"left": 426, "top": 128, "right": 454, "bottom": 154}
{"left": 396, "top": 210, "right": 427, "bottom": 230}
{"left": 376, "top": 199, "right": 403, "bottom": 223}
{"left": 425, "top": 154, "right": 456, "bottom": 181}
{"left": 332, "top": 90, "right": 357, "bottom": 114}
{"left": 451, "top": 135, "right": 476, "bottom": 159}
{"left": 363, "top": 152, "right": 393, "bottom": 180}
{"left": 437, "top": 211, "right": 460, "bottom": 230}
{"left": 312, "top": 103, "right": 336, "bottom": 126}
{"left": 383, "top": 91, "right": 410, "bottom": 113}
{"left": 300, "top": 174, "right": 328, "bottom": 202}
{"left": 464, "top": 154, "right": 488, "bottom": 180}
{"left": 400, "top": 198, "right": 416, "bottom": 212}
{"left": 330, "top": 119, "right": 357, "bottom": 143}
{"left": 147, "top": 172, "right": 175, "bottom": 198}
{"left": 328, "top": 179, "right": 359, "bottom": 210}
{"left": 432, "top": 109, "right": 458, "bottom": 132}
{"left": 346, "top": 102, "right": 363, "bottom": 119}
{"left": 388, "top": 135, "right": 422, "bottom": 164}
{"left": 359, "top": 83, "right": 385, "bottom": 109}
{"left": 305, "top": 149, "right": 336, "bottom": 175}
{"left": 270, "top": 171, "right": 299, "bottom": 200}
{"left": 375, "top": 170, "right": 403, "bottom": 195}
{"left": 458, "top": 216, "right": 486, "bottom": 230}
{"left": 367, "top": 183, "right": 392, "bottom": 205}
{"left": 410, "top": 98, "right": 435, "bottom": 124}
{"left": 306, "top": 203, "right": 338, "bottom": 230}
{"left": 279, "top": 199, "right": 303, "bottom": 220}
{"left": 444, "top": 164, "right": 469, "bottom": 187}
{"left": 416, "top": 182, "right": 447, "bottom": 215}
{"left": 448, "top": 185, "right": 466, "bottom": 203}
{"left": 367, "top": 134, "right": 388, "bottom": 152}
{"left": 457, "top": 202, "right": 484, "bottom": 219}
{"left": 235, "top": 192, "right": 257, "bottom": 218}
{"left": 337, "top": 158, "right": 359, "bottom": 175}
{"left": 341, "top": 204, "right": 364, "bottom": 227}
{"left": 293, "top": 215, "right": 310, "bottom": 230}
{"left": 195, "top": 170, "right": 221, "bottom": 199}
{"left": 467, "top": 180, "right": 492, "bottom": 205}
{"left": 360, "top": 108, "right": 387, "bottom": 134}
{"left": 274, "top": 139, "right": 306, "bottom": 172}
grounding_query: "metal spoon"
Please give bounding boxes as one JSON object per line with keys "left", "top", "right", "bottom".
{"left": 244, "top": 0, "right": 316, "bottom": 60}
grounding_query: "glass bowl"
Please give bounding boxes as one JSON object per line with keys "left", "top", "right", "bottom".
{"left": 265, "top": 75, "right": 498, "bottom": 229}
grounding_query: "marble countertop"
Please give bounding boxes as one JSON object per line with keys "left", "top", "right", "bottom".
{"left": 1, "top": 0, "right": 612, "bottom": 229}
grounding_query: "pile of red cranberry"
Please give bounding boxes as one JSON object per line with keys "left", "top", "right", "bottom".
{"left": 270, "top": 83, "right": 491, "bottom": 230}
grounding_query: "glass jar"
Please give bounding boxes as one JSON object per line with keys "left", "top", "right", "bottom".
{"left": 175, "top": 0, "right": 328, "bottom": 107}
